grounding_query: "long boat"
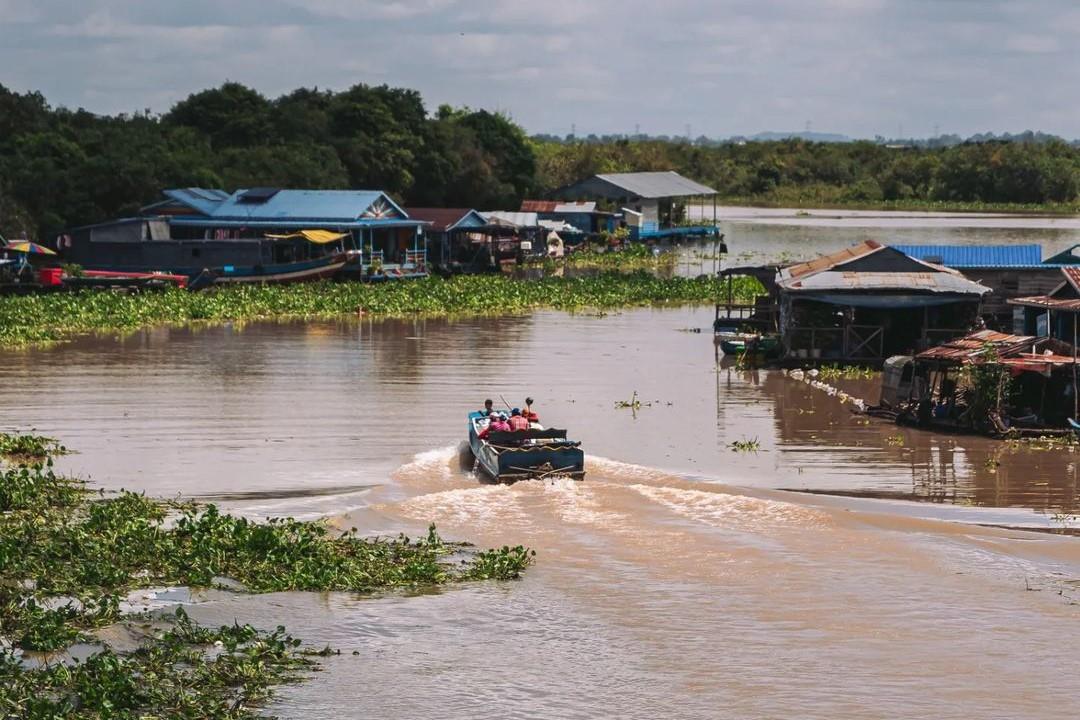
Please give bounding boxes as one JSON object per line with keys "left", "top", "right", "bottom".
{"left": 467, "top": 411, "right": 585, "bottom": 482}
{"left": 204, "top": 252, "right": 348, "bottom": 285}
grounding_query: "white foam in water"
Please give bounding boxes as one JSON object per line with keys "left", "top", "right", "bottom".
{"left": 587, "top": 455, "right": 683, "bottom": 484}
{"left": 537, "top": 477, "right": 629, "bottom": 528}
{"left": 393, "top": 444, "right": 462, "bottom": 484}
{"left": 631, "top": 484, "right": 830, "bottom": 532}
{"left": 394, "top": 485, "right": 529, "bottom": 529}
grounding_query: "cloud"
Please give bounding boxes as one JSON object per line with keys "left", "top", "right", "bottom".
{"left": 0, "top": 0, "right": 1077, "bottom": 138}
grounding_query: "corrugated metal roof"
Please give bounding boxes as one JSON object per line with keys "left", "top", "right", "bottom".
{"left": 594, "top": 172, "right": 716, "bottom": 199}
{"left": 406, "top": 208, "right": 486, "bottom": 232}
{"left": 1065, "top": 267, "right": 1080, "bottom": 292}
{"left": 482, "top": 211, "right": 539, "bottom": 227}
{"left": 1009, "top": 295, "right": 1080, "bottom": 311}
{"left": 208, "top": 189, "right": 406, "bottom": 222}
{"left": 781, "top": 240, "right": 884, "bottom": 280}
{"left": 891, "top": 244, "right": 1043, "bottom": 268}
{"left": 162, "top": 188, "right": 231, "bottom": 216}
{"left": 789, "top": 271, "right": 988, "bottom": 294}
{"left": 520, "top": 200, "right": 598, "bottom": 213}
{"left": 916, "top": 330, "right": 1040, "bottom": 361}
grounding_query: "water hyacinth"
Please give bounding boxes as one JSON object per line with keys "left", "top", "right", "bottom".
{"left": 0, "top": 272, "right": 760, "bottom": 348}
{"left": 0, "top": 435, "right": 535, "bottom": 717}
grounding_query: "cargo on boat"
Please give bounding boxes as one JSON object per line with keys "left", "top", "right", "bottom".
{"left": 467, "top": 411, "right": 584, "bottom": 482}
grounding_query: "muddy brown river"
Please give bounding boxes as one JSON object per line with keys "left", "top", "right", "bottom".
{"left": 2, "top": 211, "right": 1080, "bottom": 719}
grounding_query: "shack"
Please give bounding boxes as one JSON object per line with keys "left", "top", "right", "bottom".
{"left": 776, "top": 241, "right": 989, "bottom": 362}
{"left": 66, "top": 187, "right": 428, "bottom": 280}
{"left": 518, "top": 200, "right": 612, "bottom": 235}
{"left": 553, "top": 171, "right": 719, "bottom": 241}
{"left": 1009, "top": 267, "right": 1080, "bottom": 344}
{"left": 891, "top": 244, "right": 1067, "bottom": 331}
{"left": 406, "top": 208, "right": 497, "bottom": 272}
{"left": 891, "top": 330, "right": 1079, "bottom": 434}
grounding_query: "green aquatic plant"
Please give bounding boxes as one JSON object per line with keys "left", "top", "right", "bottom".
{"left": 0, "top": 432, "right": 67, "bottom": 461}
{"left": 728, "top": 437, "right": 761, "bottom": 452}
{"left": 815, "top": 364, "right": 879, "bottom": 381}
{"left": 0, "top": 272, "right": 755, "bottom": 349}
{"left": 0, "top": 433, "right": 535, "bottom": 715}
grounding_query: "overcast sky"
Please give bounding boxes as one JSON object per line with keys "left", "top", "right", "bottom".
{"left": 2, "top": 0, "right": 1079, "bottom": 139}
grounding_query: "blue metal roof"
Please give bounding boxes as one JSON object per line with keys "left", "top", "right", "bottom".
{"left": 162, "top": 188, "right": 231, "bottom": 216}
{"left": 891, "top": 244, "right": 1044, "bottom": 268}
{"left": 207, "top": 189, "right": 407, "bottom": 222}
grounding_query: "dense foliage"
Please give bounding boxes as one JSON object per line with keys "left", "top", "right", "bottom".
{"left": 0, "top": 82, "right": 534, "bottom": 240}
{"left": 4, "top": 81, "right": 1080, "bottom": 243}
{"left": 0, "top": 435, "right": 534, "bottom": 717}
{"left": 0, "top": 273, "right": 753, "bottom": 348}
{"left": 532, "top": 137, "right": 1080, "bottom": 210}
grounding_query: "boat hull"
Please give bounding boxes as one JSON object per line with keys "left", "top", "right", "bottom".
{"left": 210, "top": 254, "right": 348, "bottom": 284}
{"left": 468, "top": 412, "right": 584, "bottom": 483}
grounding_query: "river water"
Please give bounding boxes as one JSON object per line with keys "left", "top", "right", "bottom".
{"left": 2, "top": 210, "right": 1079, "bottom": 719}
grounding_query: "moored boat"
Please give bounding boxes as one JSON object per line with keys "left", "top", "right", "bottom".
{"left": 468, "top": 411, "right": 584, "bottom": 482}
{"left": 206, "top": 252, "right": 348, "bottom": 285}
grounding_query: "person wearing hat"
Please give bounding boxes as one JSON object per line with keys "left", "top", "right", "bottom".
{"left": 508, "top": 407, "right": 530, "bottom": 431}
{"left": 479, "top": 412, "right": 511, "bottom": 440}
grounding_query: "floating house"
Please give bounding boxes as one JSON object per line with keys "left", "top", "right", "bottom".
{"left": 406, "top": 208, "right": 499, "bottom": 271}
{"left": 66, "top": 187, "right": 428, "bottom": 282}
{"left": 776, "top": 241, "right": 989, "bottom": 362}
{"left": 553, "top": 171, "right": 719, "bottom": 240}
{"left": 1009, "top": 267, "right": 1080, "bottom": 343}
{"left": 894, "top": 330, "right": 1079, "bottom": 434}
{"left": 891, "top": 244, "right": 1068, "bottom": 332}
{"left": 518, "top": 200, "right": 611, "bottom": 235}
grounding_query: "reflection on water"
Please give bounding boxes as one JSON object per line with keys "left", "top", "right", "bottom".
{"left": 2, "top": 211, "right": 1080, "bottom": 718}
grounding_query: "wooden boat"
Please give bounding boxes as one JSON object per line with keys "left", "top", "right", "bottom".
{"left": 467, "top": 411, "right": 584, "bottom": 482}
{"left": 718, "top": 334, "right": 779, "bottom": 356}
{"left": 207, "top": 252, "right": 348, "bottom": 285}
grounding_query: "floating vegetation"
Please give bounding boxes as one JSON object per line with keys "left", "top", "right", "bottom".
{"left": 885, "top": 435, "right": 906, "bottom": 447}
{"left": 614, "top": 391, "right": 652, "bottom": 411}
{"left": 1001, "top": 435, "right": 1080, "bottom": 452}
{"left": 815, "top": 364, "right": 879, "bottom": 381}
{"left": 0, "top": 272, "right": 744, "bottom": 349}
{"left": 0, "top": 432, "right": 67, "bottom": 461}
{"left": 525, "top": 243, "right": 677, "bottom": 271}
{"left": 729, "top": 437, "right": 761, "bottom": 453}
{"left": 0, "top": 433, "right": 534, "bottom": 716}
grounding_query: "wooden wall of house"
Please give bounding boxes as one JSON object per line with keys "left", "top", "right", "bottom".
{"left": 961, "top": 268, "right": 1064, "bottom": 331}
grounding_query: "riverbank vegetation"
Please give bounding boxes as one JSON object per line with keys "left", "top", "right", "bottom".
{"left": 0, "top": 273, "right": 757, "bottom": 348}
{"left": 4, "top": 81, "right": 1080, "bottom": 242}
{"left": 0, "top": 434, "right": 533, "bottom": 717}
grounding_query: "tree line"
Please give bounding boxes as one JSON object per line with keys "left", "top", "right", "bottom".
{"left": 2, "top": 81, "right": 1080, "bottom": 240}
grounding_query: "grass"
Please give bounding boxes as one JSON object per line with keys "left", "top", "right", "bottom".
{"left": 0, "top": 433, "right": 534, "bottom": 717}
{"left": 0, "top": 272, "right": 759, "bottom": 349}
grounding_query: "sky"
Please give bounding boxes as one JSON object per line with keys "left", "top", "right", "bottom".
{"left": 1, "top": 0, "right": 1079, "bottom": 139}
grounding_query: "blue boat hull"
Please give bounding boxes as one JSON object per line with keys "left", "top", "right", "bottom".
{"left": 468, "top": 412, "right": 584, "bottom": 482}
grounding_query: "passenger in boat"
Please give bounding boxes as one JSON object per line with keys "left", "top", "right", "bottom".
{"left": 481, "top": 398, "right": 494, "bottom": 416}
{"left": 524, "top": 397, "right": 539, "bottom": 423}
{"left": 479, "top": 413, "right": 510, "bottom": 440}
{"left": 508, "top": 408, "right": 530, "bottom": 431}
